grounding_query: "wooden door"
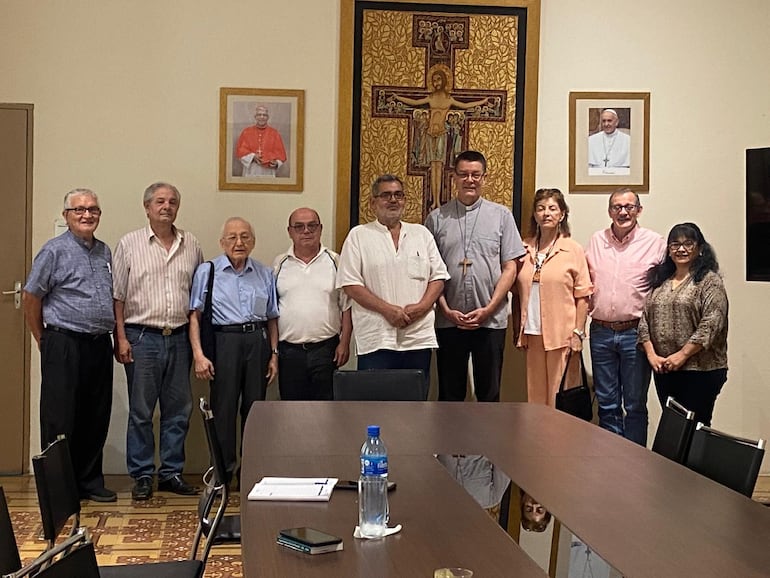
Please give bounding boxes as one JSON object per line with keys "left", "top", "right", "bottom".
{"left": 0, "top": 104, "right": 33, "bottom": 474}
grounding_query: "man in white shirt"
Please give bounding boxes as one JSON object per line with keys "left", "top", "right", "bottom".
{"left": 336, "top": 174, "right": 450, "bottom": 399}
{"left": 588, "top": 109, "right": 631, "bottom": 170}
{"left": 273, "top": 207, "right": 352, "bottom": 400}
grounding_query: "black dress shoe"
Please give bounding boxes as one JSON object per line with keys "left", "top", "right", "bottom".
{"left": 132, "top": 476, "right": 154, "bottom": 501}
{"left": 158, "top": 474, "right": 199, "bottom": 495}
{"left": 82, "top": 487, "right": 117, "bottom": 503}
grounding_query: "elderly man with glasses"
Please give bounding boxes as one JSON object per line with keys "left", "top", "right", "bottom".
{"left": 425, "top": 150, "right": 525, "bottom": 403}
{"left": 23, "top": 188, "right": 116, "bottom": 502}
{"left": 272, "top": 208, "right": 352, "bottom": 400}
{"left": 585, "top": 188, "right": 666, "bottom": 445}
{"left": 189, "top": 217, "right": 278, "bottom": 486}
{"left": 337, "top": 174, "right": 449, "bottom": 399}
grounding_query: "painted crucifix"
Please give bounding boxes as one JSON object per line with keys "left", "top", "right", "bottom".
{"left": 372, "top": 14, "right": 506, "bottom": 220}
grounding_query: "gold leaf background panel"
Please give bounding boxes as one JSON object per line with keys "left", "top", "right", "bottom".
{"left": 360, "top": 10, "right": 425, "bottom": 224}
{"left": 359, "top": 9, "right": 521, "bottom": 224}
{"left": 455, "top": 14, "right": 519, "bottom": 210}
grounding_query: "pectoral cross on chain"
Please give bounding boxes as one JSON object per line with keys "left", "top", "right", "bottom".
{"left": 460, "top": 257, "right": 472, "bottom": 276}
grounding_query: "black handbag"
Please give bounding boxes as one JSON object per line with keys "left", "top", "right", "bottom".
{"left": 199, "top": 261, "right": 216, "bottom": 362}
{"left": 555, "top": 350, "right": 594, "bottom": 422}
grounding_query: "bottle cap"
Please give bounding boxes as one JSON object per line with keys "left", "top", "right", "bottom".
{"left": 367, "top": 425, "right": 380, "bottom": 437}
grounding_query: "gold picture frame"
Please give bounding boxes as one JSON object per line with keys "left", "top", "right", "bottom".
{"left": 569, "top": 91, "right": 650, "bottom": 193}
{"left": 219, "top": 87, "right": 304, "bottom": 192}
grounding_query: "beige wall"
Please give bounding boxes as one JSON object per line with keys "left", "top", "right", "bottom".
{"left": 1, "top": 0, "right": 767, "bottom": 474}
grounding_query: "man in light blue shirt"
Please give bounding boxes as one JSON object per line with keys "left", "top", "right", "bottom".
{"left": 189, "top": 217, "right": 279, "bottom": 484}
{"left": 23, "top": 188, "right": 116, "bottom": 502}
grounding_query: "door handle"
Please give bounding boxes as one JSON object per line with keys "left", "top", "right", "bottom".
{"left": 2, "top": 281, "right": 21, "bottom": 309}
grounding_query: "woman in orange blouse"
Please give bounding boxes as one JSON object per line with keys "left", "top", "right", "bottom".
{"left": 514, "top": 189, "right": 593, "bottom": 405}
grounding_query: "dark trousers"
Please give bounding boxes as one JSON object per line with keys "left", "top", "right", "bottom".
{"left": 210, "top": 329, "right": 269, "bottom": 475}
{"left": 40, "top": 328, "right": 113, "bottom": 495}
{"left": 654, "top": 368, "right": 727, "bottom": 426}
{"left": 278, "top": 336, "right": 338, "bottom": 400}
{"left": 357, "top": 348, "right": 432, "bottom": 400}
{"left": 435, "top": 327, "right": 506, "bottom": 402}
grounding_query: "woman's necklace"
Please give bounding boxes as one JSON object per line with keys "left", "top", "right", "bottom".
{"left": 671, "top": 273, "right": 691, "bottom": 290}
{"left": 532, "top": 233, "right": 559, "bottom": 283}
{"left": 456, "top": 201, "right": 482, "bottom": 277}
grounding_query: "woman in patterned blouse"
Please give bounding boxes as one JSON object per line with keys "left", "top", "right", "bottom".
{"left": 638, "top": 223, "right": 728, "bottom": 425}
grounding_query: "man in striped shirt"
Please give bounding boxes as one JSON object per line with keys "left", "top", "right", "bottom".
{"left": 113, "top": 182, "right": 203, "bottom": 500}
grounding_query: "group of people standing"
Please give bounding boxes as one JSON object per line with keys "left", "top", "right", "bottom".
{"left": 23, "top": 148, "right": 728, "bottom": 506}
{"left": 335, "top": 149, "right": 729, "bottom": 449}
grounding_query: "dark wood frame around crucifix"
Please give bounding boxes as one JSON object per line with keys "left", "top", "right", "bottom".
{"left": 335, "top": 0, "right": 541, "bottom": 249}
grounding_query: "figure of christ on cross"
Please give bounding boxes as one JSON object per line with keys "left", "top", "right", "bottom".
{"left": 390, "top": 64, "right": 494, "bottom": 211}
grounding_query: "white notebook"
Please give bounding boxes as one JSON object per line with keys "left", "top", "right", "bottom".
{"left": 247, "top": 477, "right": 339, "bottom": 501}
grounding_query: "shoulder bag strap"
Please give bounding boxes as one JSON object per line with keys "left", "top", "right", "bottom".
{"left": 558, "top": 349, "right": 589, "bottom": 392}
{"left": 203, "top": 261, "right": 214, "bottom": 320}
{"left": 558, "top": 350, "right": 573, "bottom": 393}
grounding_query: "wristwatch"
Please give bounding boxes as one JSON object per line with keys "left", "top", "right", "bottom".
{"left": 572, "top": 328, "right": 586, "bottom": 340}
{"left": 271, "top": 348, "right": 279, "bottom": 356}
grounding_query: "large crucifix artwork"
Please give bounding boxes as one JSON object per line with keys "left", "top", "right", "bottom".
{"left": 336, "top": 0, "right": 540, "bottom": 246}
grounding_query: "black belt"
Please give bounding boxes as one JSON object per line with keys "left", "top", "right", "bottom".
{"left": 280, "top": 335, "right": 338, "bottom": 351}
{"left": 214, "top": 322, "right": 265, "bottom": 333}
{"left": 46, "top": 325, "right": 109, "bottom": 340}
{"left": 125, "top": 323, "right": 188, "bottom": 336}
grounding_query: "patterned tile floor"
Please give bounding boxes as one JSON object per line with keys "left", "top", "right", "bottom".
{"left": 2, "top": 475, "right": 242, "bottom": 577}
{"left": 3, "top": 473, "right": 768, "bottom": 578}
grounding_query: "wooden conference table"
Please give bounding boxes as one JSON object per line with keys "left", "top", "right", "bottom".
{"left": 241, "top": 402, "right": 770, "bottom": 577}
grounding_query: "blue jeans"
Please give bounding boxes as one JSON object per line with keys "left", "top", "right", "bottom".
{"left": 124, "top": 326, "right": 193, "bottom": 481}
{"left": 589, "top": 323, "right": 651, "bottom": 445}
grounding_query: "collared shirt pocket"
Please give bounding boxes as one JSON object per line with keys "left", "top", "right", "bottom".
{"left": 407, "top": 252, "right": 429, "bottom": 280}
{"left": 474, "top": 233, "right": 501, "bottom": 256}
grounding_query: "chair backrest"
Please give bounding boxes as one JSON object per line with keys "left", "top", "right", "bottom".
{"left": 32, "top": 437, "right": 82, "bottom": 547}
{"left": 685, "top": 423, "right": 766, "bottom": 497}
{"left": 194, "top": 397, "right": 237, "bottom": 566}
{"left": 9, "top": 529, "right": 99, "bottom": 578}
{"left": 652, "top": 396, "right": 696, "bottom": 463}
{"left": 198, "top": 398, "right": 229, "bottom": 488}
{"left": 32, "top": 541, "right": 100, "bottom": 578}
{"left": 0, "top": 486, "right": 22, "bottom": 575}
{"left": 333, "top": 369, "right": 425, "bottom": 401}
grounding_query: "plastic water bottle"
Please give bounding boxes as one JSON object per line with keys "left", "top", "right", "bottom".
{"left": 358, "top": 424, "right": 388, "bottom": 538}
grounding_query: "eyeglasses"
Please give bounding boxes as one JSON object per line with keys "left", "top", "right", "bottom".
{"left": 65, "top": 206, "right": 102, "bottom": 216}
{"left": 223, "top": 234, "right": 254, "bottom": 244}
{"left": 668, "top": 240, "right": 697, "bottom": 252}
{"left": 609, "top": 204, "right": 639, "bottom": 214}
{"left": 289, "top": 222, "right": 321, "bottom": 233}
{"left": 375, "top": 191, "right": 406, "bottom": 201}
{"left": 455, "top": 172, "right": 485, "bottom": 181}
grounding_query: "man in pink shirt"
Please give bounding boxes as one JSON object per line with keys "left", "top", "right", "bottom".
{"left": 585, "top": 188, "right": 665, "bottom": 445}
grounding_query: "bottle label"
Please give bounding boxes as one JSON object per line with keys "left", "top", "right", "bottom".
{"left": 361, "top": 455, "right": 388, "bottom": 476}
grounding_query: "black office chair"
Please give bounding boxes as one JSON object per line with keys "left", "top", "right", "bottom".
{"left": 652, "top": 396, "right": 696, "bottom": 463}
{"left": 333, "top": 369, "right": 426, "bottom": 400}
{"left": 684, "top": 423, "right": 766, "bottom": 497}
{"left": 0, "top": 486, "right": 22, "bottom": 575}
{"left": 194, "top": 398, "right": 241, "bottom": 565}
{"left": 32, "top": 437, "right": 204, "bottom": 578}
{"left": 8, "top": 528, "right": 99, "bottom": 578}
{"left": 31, "top": 437, "right": 82, "bottom": 550}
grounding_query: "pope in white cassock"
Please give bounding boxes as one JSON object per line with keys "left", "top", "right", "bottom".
{"left": 588, "top": 108, "right": 630, "bottom": 170}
